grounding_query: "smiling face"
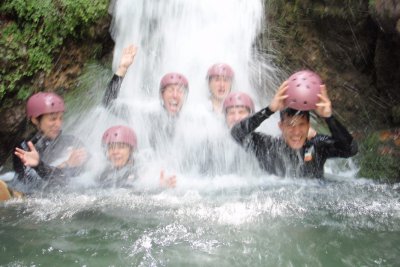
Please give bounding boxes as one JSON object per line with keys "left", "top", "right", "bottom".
{"left": 279, "top": 115, "right": 310, "bottom": 150}
{"left": 106, "top": 143, "right": 132, "bottom": 169}
{"left": 31, "top": 112, "right": 63, "bottom": 140}
{"left": 225, "top": 106, "right": 251, "bottom": 129}
{"left": 161, "top": 84, "right": 186, "bottom": 116}
{"left": 209, "top": 75, "right": 232, "bottom": 102}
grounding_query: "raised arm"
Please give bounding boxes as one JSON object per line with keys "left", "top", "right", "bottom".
{"left": 315, "top": 85, "right": 358, "bottom": 157}
{"left": 102, "top": 45, "right": 138, "bottom": 108}
{"left": 231, "top": 81, "right": 288, "bottom": 144}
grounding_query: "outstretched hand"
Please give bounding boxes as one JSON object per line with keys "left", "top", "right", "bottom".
{"left": 159, "top": 170, "right": 177, "bottom": 188}
{"left": 64, "top": 148, "right": 88, "bottom": 168}
{"left": 116, "top": 44, "right": 138, "bottom": 77}
{"left": 315, "top": 85, "right": 332, "bottom": 118}
{"left": 268, "top": 81, "right": 289, "bottom": 112}
{"left": 14, "top": 141, "right": 40, "bottom": 167}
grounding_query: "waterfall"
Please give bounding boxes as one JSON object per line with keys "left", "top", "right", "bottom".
{"left": 66, "top": 0, "right": 281, "bottom": 186}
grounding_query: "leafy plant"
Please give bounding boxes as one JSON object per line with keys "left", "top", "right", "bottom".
{"left": 357, "top": 133, "right": 400, "bottom": 182}
{"left": 0, "top": 0, "right": 108, "bottom": 102}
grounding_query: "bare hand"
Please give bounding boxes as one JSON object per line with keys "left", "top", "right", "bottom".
{"left": 269, "top": 81, "right": 289, "bottom": 112}
{"left": 116, "top": 45, "right": 138, "bottom": 77}
{"left": 14, "top": 141, "right": 40, "bottom": 167}
{"left": 159, "top": 170, "right": 177, "bottom": 188}
{"left": 315, "top": 85, "right": 332, "bottom": 118}
{"left": 307, "top": 127, "right": 317, "bottom": 140}
{"left": 64, "top": 148, "right": 88, "bottom": 168}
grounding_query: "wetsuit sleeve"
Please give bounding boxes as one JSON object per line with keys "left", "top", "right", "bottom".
{"left": 320, "top": 116, "right": 358, "bottom": 158}
{"left": 102, "top": 74, "right": 123, "bottom": 108}
{"left": 35, "top": 160, "right": 83, "bottom": 181}
{"left": 12, "top": 148, "right": 25, "bottom": 179}
{"left": 102, "top": 74, "right": 132, "bottom": 122}
{"left": 231, "top": 106, "right": 274, "bottom": 145}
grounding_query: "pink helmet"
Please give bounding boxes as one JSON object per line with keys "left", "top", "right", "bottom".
{"left": 285, "top": 70, "right": 322, "bottom": 111}
{"left": 26, "top": 92, "right": 65, "bottom": 118}
{"left": 207, "top": 63, "right": 234, "bottom": 79}
{"left": 102, "top": 125, "right": 137, "bottom": 149}
{"left": 159, "top": 72, "right": 189, "bottom": 92}
{"left": 223, "top": 91, "right": 255, "bottom": 114}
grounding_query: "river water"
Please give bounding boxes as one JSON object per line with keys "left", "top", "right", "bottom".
{"left": 1, "top": 0, "right": 400, "bottom": 266}
{"left": 1, "top": 176, "right": 400, "bottom": 266}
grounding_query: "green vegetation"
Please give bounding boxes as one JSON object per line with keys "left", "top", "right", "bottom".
{"left": 357, "top": 132, "right": 400, "bottom": 182}
{"left": 0, "top": 0, "right": 109, "bottom": 102}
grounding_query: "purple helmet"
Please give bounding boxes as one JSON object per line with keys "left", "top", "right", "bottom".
{"left": 223, "top": 91, "right": 255, "bottom": 114}
{"left": 207, "top": 63, "right": 234, "bottom": 79}
{"left": 285, "top": 70, "right": 322, "bottom": 111}
{"left": 159, "top": 72, "right": 189, "bottom": 92}
{"left": 102, "top": 125, "right": 137, "bottom": 149}
{"left": 26, "top": 92, "right": 65, "bottom": 118}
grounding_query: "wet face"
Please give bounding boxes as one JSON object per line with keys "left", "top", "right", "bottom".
{"left": 161, "top": 84, "right": 186, "bottom": 116}
{"left": 107, "top": 143, "right": 132, "bottom": 169}
{"left": 209, "top": 75, "right": 232, "bottom": 101}
{"left": 279, "top": 115, "right": 310, "bottom": 150}
{"left": 225, "top": 106, "right": 250, "bottom": 129}
{"left": 31, "top": 112, "right": 63, "bottom": 140}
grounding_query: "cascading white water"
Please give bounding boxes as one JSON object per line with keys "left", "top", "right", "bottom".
{"left": 66, "top": 0, "right": 282, "bottom": 185}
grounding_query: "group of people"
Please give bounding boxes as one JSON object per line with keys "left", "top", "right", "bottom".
{"left": 0, "top": 44, "right": 358, "bottom": 201}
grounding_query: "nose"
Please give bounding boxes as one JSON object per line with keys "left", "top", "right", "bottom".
{"left": 291, "top": 125, "right": 302, "bottom": 135}
{"left": 233, "top": 113, "right": 241, "bottom": 122}
{"left": 172, "top": 88, "right": 179, "bottom": 97}
{"left": 55, "top": 117, "right": 63, "bottom": 128}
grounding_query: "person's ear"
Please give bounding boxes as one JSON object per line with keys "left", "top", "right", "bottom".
{"left": 278, "top": 121, "right": 283, "bottom": 131}
{"left": 31, "top": 117, "right": 39, "bottom": 127}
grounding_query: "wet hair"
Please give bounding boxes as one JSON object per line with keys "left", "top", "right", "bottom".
{"left": 280, "top": 108, "right": 310, "bottom": 122}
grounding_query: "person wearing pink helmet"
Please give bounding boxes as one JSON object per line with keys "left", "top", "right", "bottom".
{"left": 102, "top": 45, "right": 189, "bottom": 147}
{"left": 9, "top": 92, "right": 88, "bottom": 195}
{"left": 206, "top": 63, "right": 235, "bottom": 113}
{"left": 98, "top": 125, "right": 139, "bottom": 187}
{"left": 222, "top": 91, "right": 255, "bottom": 129}
{"left": 103, "top": 45, "right": 189, "bottom": 117}
{"left": 98, "top": 125, "right": 176, "bottom": 188}
{"left": 231, "top": 78, "right": 358, "bottom": 179}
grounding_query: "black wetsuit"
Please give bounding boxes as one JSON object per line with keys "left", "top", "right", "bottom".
{"left": 98, "top": 162, "right": 138, "bottom": 188}
{"left": 11, "top": 132, "right": 85, "bottom": 193}
{"left": 231, "top": 107, "right": 358, "bottom": 179}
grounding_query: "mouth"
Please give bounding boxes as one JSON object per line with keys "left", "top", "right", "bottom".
{"left": 218, "top": 89, "right": 226, "bottom": 95}
{"left": 289, "top": 136, "right": 304, "bottom": 147}
{"left": 166, "top": 101, "right": 180, "bottom": 112}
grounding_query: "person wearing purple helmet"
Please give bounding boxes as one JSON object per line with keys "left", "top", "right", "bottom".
{"left": 99, "top": 125, "right": 176, "bottom": 188}
{"left": 231, "top": 79, "right": 358, "bottom": 179}
{"left": 9, "top": 92, "right": 88, "bottom": 195}
{"left": 207, "top": 63, "right": 235, "bottom": 113}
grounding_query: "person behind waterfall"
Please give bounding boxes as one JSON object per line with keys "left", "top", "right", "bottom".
{"left": 9, "top": 92, "right": 88, "bottom": 195}
{"left": 231, "top": 82, "right": 358, "bottom": 179}
{"left": 223, "top": 91, "right": 254, "bottom": 129}
{"left": 178, "top": 91, "right": 258, "bottom": 176}
{"left": 102, "top": 45, "right": 189, "bottom": 146}
{"left": 206, "top": 63, "right": 234, "bottom": 114}
{"left": 99, "top": 125, "right": 176, "bottom": 188}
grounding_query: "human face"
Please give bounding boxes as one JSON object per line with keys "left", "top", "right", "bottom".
{"left": 161, "top": 84, "right": 186, "bottom": 116}
{"left": 225, "top": 106, "right": 250, "bottom": 129}
{"left": 209, "top": 75, "right": 232, "bottom": 101}
{"left": 31, "top": 112, "right": 63, "bottom": 140}
{"left": 279, "top": 115, "right": 310, "bottom": 150}
{"left": 107, "top": 143, "right": 132, "bottom": 169}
